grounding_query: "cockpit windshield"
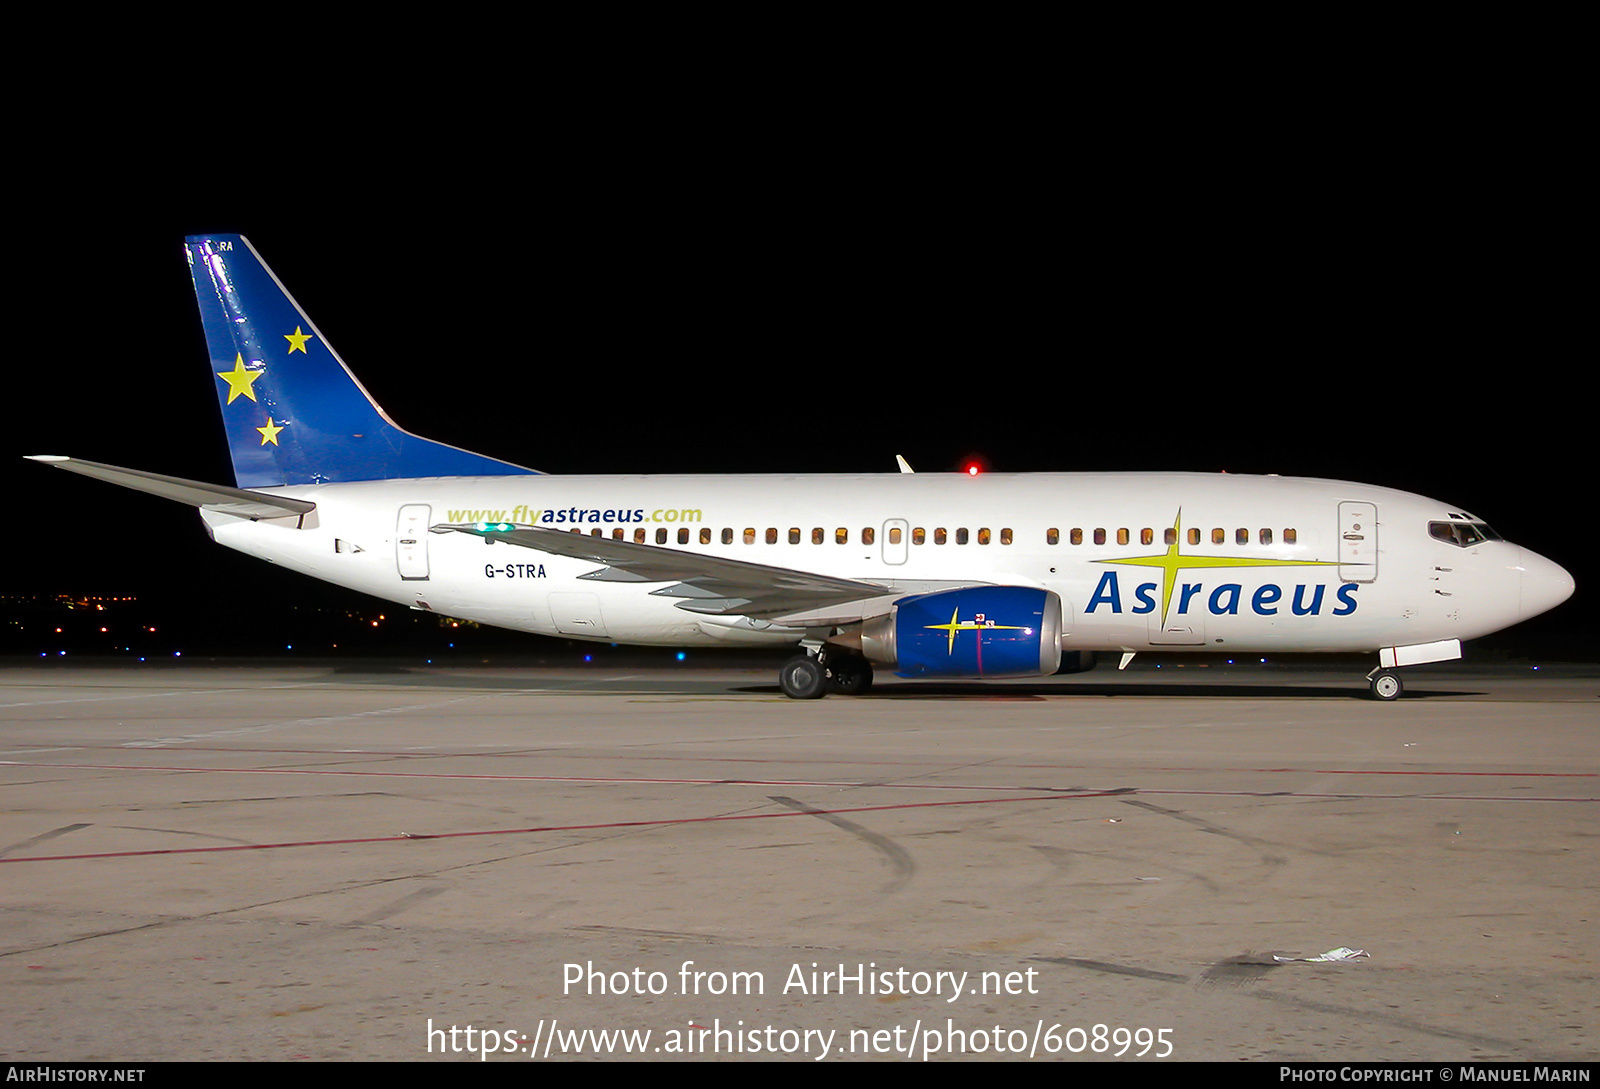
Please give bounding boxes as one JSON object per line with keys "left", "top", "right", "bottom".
{"left": 1428, "top": 521, "right": 1503, "bottom": 548}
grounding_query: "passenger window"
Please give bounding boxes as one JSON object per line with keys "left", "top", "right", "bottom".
{"left": 812, "top": 527, "right": 824, "bottom": 544}
{"left": 788, "top": 527, "right": 800, "bottom": 544}
{"left": 912, "top": 527, "right": 926, "bottom": 545}
{"left": 655, "top": 528, "right": 668, "bottom": 544}
{"left": 835, "top": 527, "right": 848, "bottom": 544}
{"left": 956, "top": 528, "right": 968, "bottom": 545}
{"left": 765, "top": 528, "right": 777, "bottom": 544}
{"left": 700, "top": 527, "right": 711, "bottom": 545}
{"left": 1070, "top": 528, "right": 1082, "bottom": 545}
{"left": 863, "top": 527, "right": 875, "bottom": 545}
{"left": 888, "top": 527, "right": 901, "bottom": 545}
{"left": 1141, "top": 528, "right": 1153, "bottom": 545}
{"left": 1166, "top": 527, "right": 1178, "bottom": 546}
{"left": 935, "top": 528, "right": 948, "bottom": 545}
{"left": 612, "top": 528, "right": 624, "bottom": 540}
{"left": 678, "top": 528, "right": 690, "bottom": 545}
{"left": 1212, "top": 528, "right": 1225, "bottom": 545}
{"left": 1000, "top": 528, "right": 1013, "bottom": 545}
{"left": 1284, "top": 528, "right": 1297, "bottom": 544}
{"left": 1093, "top": 528, "right": 1106, "bottom": 545}
{"left": 1260, "top": 528, "right": 1273, "bottom": 545}
{"left": 1236, "top": 528, "right": 1248, "bottom": 545}
{"left": 743, "top": 528, "right": 756, "bottom": 545}
{"left": 1046, "top": 528, "right": 1059, "bottom": 545}
{"left": 635, "top": 528, "right": 647, "bottom": 544}
{"left": 978, "top": 528, "right": 991, "bottom": 544}
{"left": 722, "top": 528, "right": 733, "bottom": 545}
{"left": 1188, "top": 528, "right": 1201, "bottom": 546}
{"left": 1117, "top": 528, "right": 1129, "bottom": 545}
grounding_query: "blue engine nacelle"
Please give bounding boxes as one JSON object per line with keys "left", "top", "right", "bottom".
{"left": 858, "top": 586, "right": 1063, "bottom": 679}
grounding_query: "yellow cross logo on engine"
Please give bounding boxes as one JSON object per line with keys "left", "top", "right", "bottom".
{"left": 924, "top": 609, "right": 1029, "bottom": 654}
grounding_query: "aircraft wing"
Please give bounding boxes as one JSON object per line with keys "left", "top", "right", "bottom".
{"left": 434, "top": 522, "right": 892, "bottom": 620}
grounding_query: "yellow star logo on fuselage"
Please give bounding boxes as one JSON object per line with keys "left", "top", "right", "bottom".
{"left": 285, "top": 326, "right": 313, "bottom": 353}
{"left": 216, "top": 353, "right": 263, "bottom": 404}
{"left": 257, "top": 417, "right": 284, "bottom": 445}
{"left": 1097, "top": 510, "right": 1339, "bottom": 625}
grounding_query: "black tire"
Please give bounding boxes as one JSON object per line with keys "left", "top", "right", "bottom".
{"left": 779, "top": 656, "right": 828, "bottom": 699}
{"left": 1369, "top": 672, "right": 1403, "bottom": 701}
{"left": 828, "top": 656, "right": 874, "bottom": 695}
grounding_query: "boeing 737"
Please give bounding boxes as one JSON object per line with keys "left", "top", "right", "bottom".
{"left": 27, "top": 235, "right": 1575, "bottom": 699}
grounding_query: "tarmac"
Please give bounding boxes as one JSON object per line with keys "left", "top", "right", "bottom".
{"left": 1, "top": 660, "right": 1595, "bottom": 1062}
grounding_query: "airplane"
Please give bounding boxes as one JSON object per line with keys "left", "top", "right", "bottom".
{"left": 27, "top": 234, "right": 1575, "bottom": 700}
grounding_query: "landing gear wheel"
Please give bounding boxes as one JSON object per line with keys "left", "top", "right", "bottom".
{"left": 827, "top": 656, "right": 873, "bottom": 695}
{"left": 779, "top": 655, "right": 828, "bottom": 699}
{"left": 1369, "top": 672, "right": 1403, "bottom": 701}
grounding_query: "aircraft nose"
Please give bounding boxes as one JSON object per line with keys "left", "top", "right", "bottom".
{"left": 1518, "top": 548, "right": 1575, "bottom": 621}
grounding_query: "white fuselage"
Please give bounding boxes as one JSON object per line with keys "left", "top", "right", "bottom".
{"left": 199, "top": 471, "right": 1571, "bottom": 656}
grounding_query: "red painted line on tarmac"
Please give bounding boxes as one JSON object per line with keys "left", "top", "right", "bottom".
{"left": 2, "top": 779, "right": 1592, "bottom": 866}
{"left": 0, "top": 790, "right": 1115, "bottom": 864}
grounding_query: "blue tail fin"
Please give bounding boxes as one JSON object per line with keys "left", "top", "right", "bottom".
{"left": 186, "top": 234, "right": 538, "bottom": 487}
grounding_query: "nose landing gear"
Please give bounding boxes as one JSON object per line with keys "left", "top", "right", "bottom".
{"left": 1367, "top": 670, "right": 1403, "bottom": 701}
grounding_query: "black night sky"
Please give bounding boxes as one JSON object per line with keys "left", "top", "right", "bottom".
{"left": 9, "top": 86, "right": 1589, "bottom": 661}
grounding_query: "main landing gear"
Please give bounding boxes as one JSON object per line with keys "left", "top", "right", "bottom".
{"left": 778, "top": 650, "right": 873, "bottom": 699}
{"left": 827, "top": 654, "right": 873, "bottom": 695}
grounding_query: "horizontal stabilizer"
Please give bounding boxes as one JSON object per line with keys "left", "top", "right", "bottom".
{"left": 26, "top": 456, "right": 315, "bottom": 519}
